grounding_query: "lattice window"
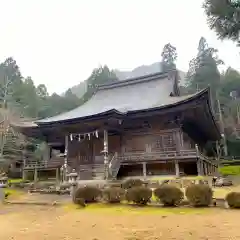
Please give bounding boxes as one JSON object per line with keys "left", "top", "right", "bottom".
{"left": 124, "top": 137, "right": 145, "bottom": 153}
{"left": 164, "top": 134, "right": 174, "bottom": 146}
{"left": 152, "top": 133, "right": 175, "bottom": 151}
{"left": 155, "top": 139, "right": 163, "bottom": 149}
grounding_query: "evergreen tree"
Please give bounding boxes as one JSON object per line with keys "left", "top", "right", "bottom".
{"left": 203, "top": 0, "right": 240, "bottom": 45}
{"left": 186, "top": 37, "right": 222, "bottom": 101}
{"left": 80, "top": 65, "right": 118, "bottom": 104}
{"left": 161, "top": 43, "right": 177, "bottom": 71}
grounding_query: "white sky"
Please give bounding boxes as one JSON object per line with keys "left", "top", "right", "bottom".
{"left": 0, "top": 0, "right": 239, "bottom": 94}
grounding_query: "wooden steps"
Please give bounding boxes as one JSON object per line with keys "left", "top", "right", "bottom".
{"left": 78, "top": 164, "right": 105, "bottom": 180}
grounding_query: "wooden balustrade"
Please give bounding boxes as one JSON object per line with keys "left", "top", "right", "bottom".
{"left": 24, "top": 147, "right": 213, "bottom": 171}
{"left": 117, "top": 149, "right": 199, "bottom": 163}
{"left": 24, "top": 157, "right": 64, "bottom": 169}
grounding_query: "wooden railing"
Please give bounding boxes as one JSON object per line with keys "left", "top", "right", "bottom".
{"left": 108, "top": 152, "right": 121, "bottom": 179}
{"left": 24, "top": 149, "right": 214, "bottom": 170}
{"left": 78, "top": 164, "right": 105, "bottom": 180}
{"left": 24, "top": 157, "right": 64, "bottom": 169}
{"left": 117, "top": 149, "right": 198, "bottom": 163}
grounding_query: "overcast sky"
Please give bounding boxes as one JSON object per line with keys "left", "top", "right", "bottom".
{"left": 0, "top": 0, "right": 239, "bottom": 94}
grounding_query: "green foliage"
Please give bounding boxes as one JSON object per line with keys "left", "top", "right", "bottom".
{"left": 219, "top": 165, "right": 240, "bottom": 176}
{"left": 102, "top": 187, "right": 125, "bottom": 203}
{"left": 154, "top": 185, "right": 184, "bottom": 206}
{"left": 121, "top": 179, "right": 144, "bottom": 189}
{"left": 0, "top": 58, "right": 118, "bottom": 168}
{"left": 0, "top": 58, "right": 118, "bottom": 120}
{"left": 186, "top": 37, "right": 221, "bottom": 100}
{"left": 203, "top": 0, "right": 240, "bottom": 45}
{"left": 125, "top": 186, "right": 152, "bottom": 205}
{"left": 185, "top": 184, "right": 213, "bottom": 207}
{"left": 225, "top": 192, "right": 240, "bottom": 208}
{"left": 73, "top": 186, "right": 101, "bottom": 204}
{"left": 78, "top": 65, "right": 118, "bottom": 105}
{"left": 161, "top": 43, "right": 177, "bottom": 71}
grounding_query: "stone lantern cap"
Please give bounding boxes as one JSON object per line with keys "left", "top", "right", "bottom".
{"left": 67, "top": 169, "right": 78, "bottom": 177}
{"left": 0, "top": 176, "right": 8, "bottom": 181}
{"left": 68, "top": 172, "right": 78, "bottom": 177}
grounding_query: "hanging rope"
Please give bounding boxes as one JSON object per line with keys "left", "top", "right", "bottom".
{"left": 69, "top": 130, "right": 99, "bottom": 142}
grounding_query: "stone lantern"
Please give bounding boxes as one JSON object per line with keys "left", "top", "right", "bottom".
{"left": 68, "top": 169, "right": 78, "bottom": 183}
{"left": 67, "top": 169, "right": 78, "bottom": 197}
{"left": 0, "top": 176, "right": 8, "bottom": 188}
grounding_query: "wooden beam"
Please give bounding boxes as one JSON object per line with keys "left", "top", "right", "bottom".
{"left": 103, "top": 129, "right": 109, "bottom": 180}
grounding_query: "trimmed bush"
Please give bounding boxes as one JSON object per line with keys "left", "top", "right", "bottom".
{"left": 125, "top": 186, "right": 152, "bottom": 205}
{"left": 226, "top": 192, "right": 240, "bottom": 208}
{"left": 102, "top": 187, "right": 125, "bottom": 203}
{"left": 72, "top": 186, "right": 101, "bottom": 204}
{"left": 121, "top": 179, "right": 144, "bottom": 189}
{"left": 154, "top": 185, "right": 184, "bottom": 206}
{"left": 185, "top": 184, "right": 213, "bottom": 207}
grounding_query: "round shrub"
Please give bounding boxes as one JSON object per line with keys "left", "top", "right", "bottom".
{"left": 72, "top": 186, "right": 101, "bottom": 204}
{"left": 154, "top": 185, "right": 184, "bottom": 206}
{"left": 125, "top": 186, "right": 152, "bottom": 205}
{"left": 121, "top": 179, "right": 144, "bottom": 189}
{"left": 226, "top": 192, "right": 240, "bottom": 208}
{"left": 102, "top": 187, "right": 125, "bottom": 203}
{"left": 185, "top": 184, "right": 213, "bottom": 207}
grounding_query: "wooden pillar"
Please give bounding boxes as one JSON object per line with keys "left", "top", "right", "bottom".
{"left": 175, "top": 130, "right": 181, "bottom": 153}
{"left": 203, "top": 162, "right": 207, "bottom": 176}
{"left": 215, "top": 165, "right": 217, "bottom": 174}
{"left": 175, "top": 160, "right": 180, "bottom": 177}
{"left": 195, "top": 144, "right": 202, "bottom": 176}
{"left": 34, "top": 167, "right": 38, "bottom": 183}
{"left": 43, "top": 144, "right": 51, "bottom": 165}
{"left": 197, "top": 160, "right": 202, "bottom": 176}
{"left": 64, "top": 135, "right": 69, "bottom": 165}
{"left": 22, "top": 148, "right": 27, "bottom": 180}
{"left": 56, "top": 168, "right": 60, "bottom": 184}
{"left": 142, "top": 162, "right": 147, "bottom": 179}
{"left": 63, "top": 135, "right": 69, "bottom": 182}
{"left": 103, "top": 129, "right": 109, "bottom": 180}
{"left": 22, "top": 169, "right": 27, "bottom": 181}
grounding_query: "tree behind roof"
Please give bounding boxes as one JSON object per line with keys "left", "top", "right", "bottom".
{"left": 203, "top": 0, "right": 240, "bottom": 46}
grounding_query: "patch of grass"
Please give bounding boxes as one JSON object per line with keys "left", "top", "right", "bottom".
{"left": 150, "top": 176, "right": 207, "bottom": 182}
{"left": 63, "top": 203, "right": 210, "bottom": 215}
{"left": 8, "top": 179, "right": 24, "bottom": 184}
{"left": 150, "top": 176, "right": 175, "bottom": 181}
{"left": 3, "top": 188, "right": 24, "bottom": 199}
{"left": 219, "top": 165, "right": 240, "bottom": 176}
{"left": 213, "top": 186, "right": 240, "bottom": 198}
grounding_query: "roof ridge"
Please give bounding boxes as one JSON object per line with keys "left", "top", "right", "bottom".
{"left": 98, "top": 70, "right": 176, "bottom": 90}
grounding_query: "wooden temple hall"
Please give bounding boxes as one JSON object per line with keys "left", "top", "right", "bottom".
{"left": 13, "top": 70, "right": 221, "bottom": 180}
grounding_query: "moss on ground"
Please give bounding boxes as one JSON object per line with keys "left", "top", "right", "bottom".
{"left": 3, "top": 188, "right": 24, "bottom": 200}
{"left": 8, "top": 179, "right": 25, "bottom": 184}
{"left": 219, "top": 165, "right": 240, "bottom": 176}
{"left": 63, "top": 202, "right": 210, "bottom": 215}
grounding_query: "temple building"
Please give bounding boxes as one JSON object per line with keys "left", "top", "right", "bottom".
{"left": 13, "top": 70, "right": 221, "bottom": 180}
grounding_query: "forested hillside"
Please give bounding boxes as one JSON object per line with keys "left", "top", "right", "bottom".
{"left": 2, "top": 33, "right": 240, "bottom": 170}
{"left": 0, "top": 60, "right": 118, "bottom": 171}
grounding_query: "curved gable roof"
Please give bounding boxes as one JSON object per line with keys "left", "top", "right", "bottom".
{"left": 36, "top": 71, "right": 179, "bottom": 124}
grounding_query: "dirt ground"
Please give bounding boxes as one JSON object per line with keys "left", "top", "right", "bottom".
{"left": 0, "top": 205, "right": 240, "bottom": 240}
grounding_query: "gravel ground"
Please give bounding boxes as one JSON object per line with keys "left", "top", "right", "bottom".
{"left": 0, "top": 205, "right": 240, "bottom": 240}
